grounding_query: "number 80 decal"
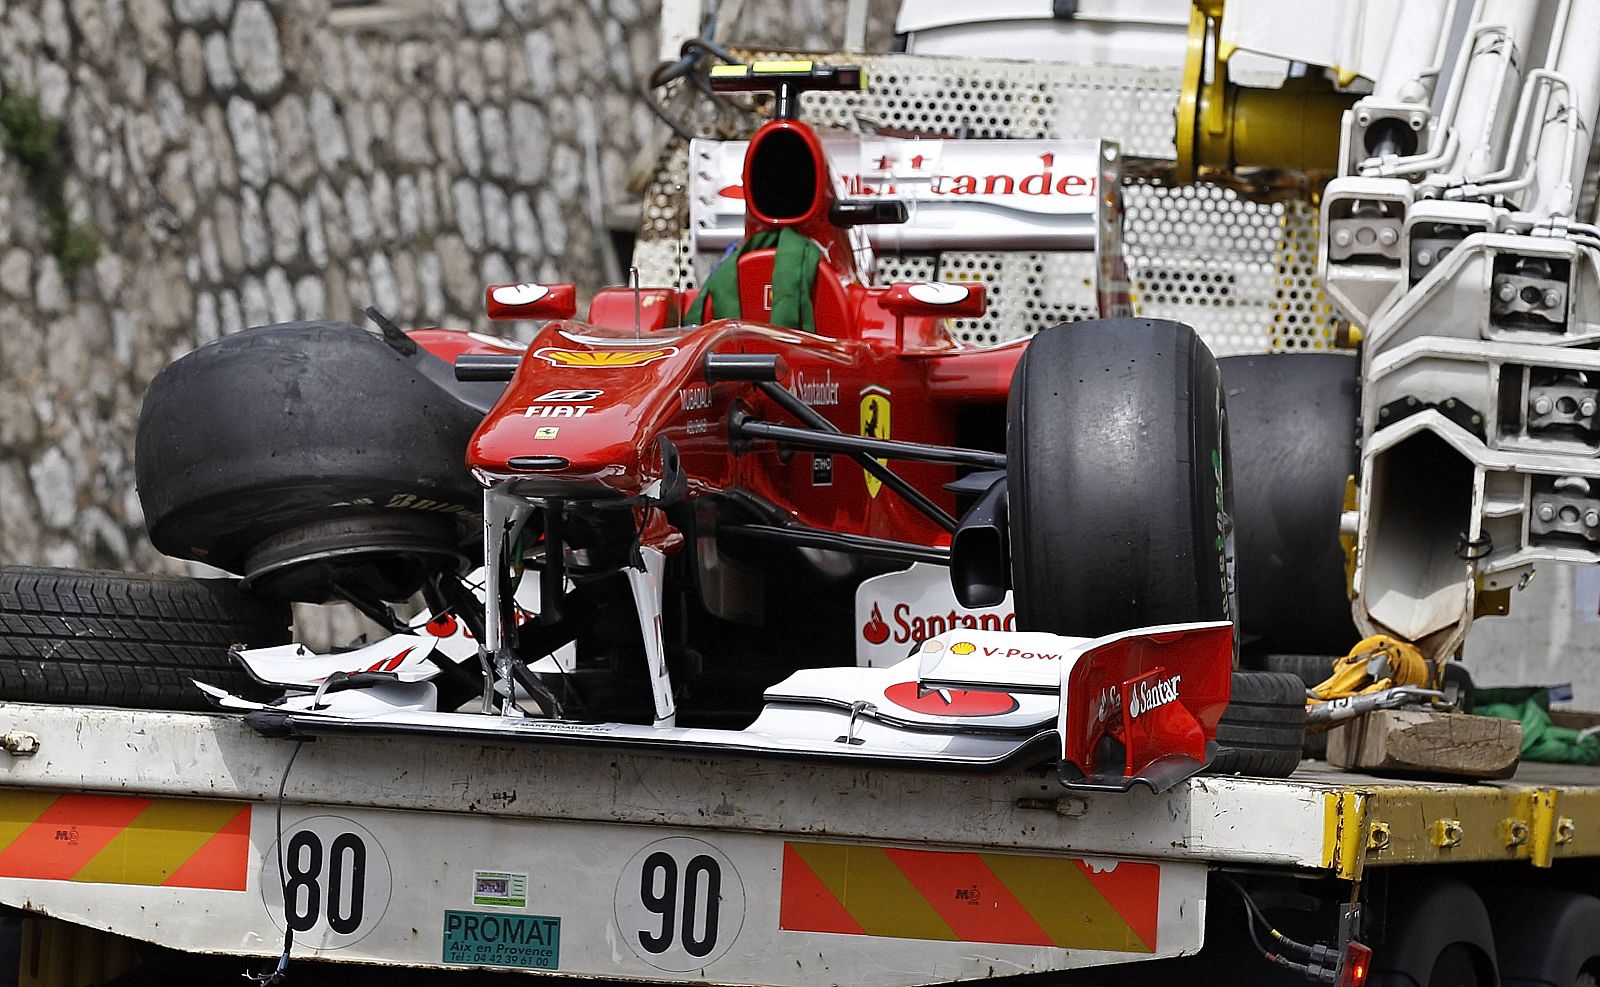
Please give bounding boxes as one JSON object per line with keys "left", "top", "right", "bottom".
{"left": 614, "top": 837, "right": 746, "bottom": 972}
{"left": 261, "top": 816, "right": 393, "bottom": 949}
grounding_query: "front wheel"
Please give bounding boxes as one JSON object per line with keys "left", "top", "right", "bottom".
{"left": 1006, "top": 319, "right": 1236, "bottom": 642}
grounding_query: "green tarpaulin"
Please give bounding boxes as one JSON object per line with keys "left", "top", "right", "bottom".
{"left": 1477, "top": 687, "right": 1600, "bottom": 765}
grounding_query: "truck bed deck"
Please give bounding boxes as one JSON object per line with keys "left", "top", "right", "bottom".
{"left": 0, "top": 702, "right": 1593, "bottom": 984}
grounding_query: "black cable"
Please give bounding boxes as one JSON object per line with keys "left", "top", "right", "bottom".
{"left": 1226, "top": 878, "right": 1341, "bottom": 983}
{"left": 246, "top": 740, "right": 306, "bottom": 984}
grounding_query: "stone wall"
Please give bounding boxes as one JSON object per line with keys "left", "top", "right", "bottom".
{"left": 0, "top": 0, "right": 891, "bottom": 575}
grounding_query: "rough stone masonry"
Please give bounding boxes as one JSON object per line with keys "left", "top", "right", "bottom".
{"left": 0, "top": 0, "right": 881, "bottom": 575}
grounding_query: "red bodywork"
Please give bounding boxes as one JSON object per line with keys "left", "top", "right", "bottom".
{"left": 445, "top": 115, "right": 1029, "bottom": 554}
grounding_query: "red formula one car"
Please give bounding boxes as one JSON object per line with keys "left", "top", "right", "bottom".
{"left": 139, "top": 63, "right": 1265, "bottom": 789}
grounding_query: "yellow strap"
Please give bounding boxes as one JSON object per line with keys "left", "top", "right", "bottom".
{"left": 1308, "top": 634, "right": 1430, "bottom": 703}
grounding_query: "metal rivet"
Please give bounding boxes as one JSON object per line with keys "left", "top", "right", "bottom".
{"left": 1538, "top": 503, "right": 1556, "bottom": 522}
{"left": 1582, "top": 399, "right": 1596, "bottom": 417}
{"left": 1543, "top": 289, "right": 1563, "bottom": 309}
{"left": 1416, "top": 250, "right": 1434, "bottom": 267}
{"left": 1535, "top": 396, "right": 1554, "bottom": 415}
{"left": 1497, "top": 281, "right": 1517, "bottom": 303}
{"left": 1334, "top": 229, "right": 1353, "bottom": 247}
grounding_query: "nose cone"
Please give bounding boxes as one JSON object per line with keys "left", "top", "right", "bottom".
{"left": 466, "top": 333, "right": 690, "bottom": 498}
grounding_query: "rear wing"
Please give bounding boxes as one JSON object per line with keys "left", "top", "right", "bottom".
{"left": 690, "top": 135, "right": 1122, "bottom": 253}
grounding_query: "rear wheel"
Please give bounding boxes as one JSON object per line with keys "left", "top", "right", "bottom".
{"left": 0, "top": 566, "right": 290, "bottom": 710}
{"left": 1488, "top": 889, "right": 1600, "bottom": 987}
{"left": 1006, "top": 319, "right": 1235, "bottom": 639}
{"left": 1219, "top": 352, "right": 1359, "bottom": 658}
{"left": 1370, "top": 879, "right": 1497, "bottom": 987}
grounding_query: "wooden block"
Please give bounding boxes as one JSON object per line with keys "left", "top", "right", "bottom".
{"left": 1549, "top": 709, "right": 1600, "bottom": 732}
{"left": 1326, "top": 709, "right": 1522, "bottom": 779}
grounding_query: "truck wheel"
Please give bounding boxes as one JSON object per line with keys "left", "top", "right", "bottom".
{"left": 0, "top": 566, "right": 290, "bottom": 711}
{"left": 1007, "top": 319, "right": 1235, "bottom": 641}
{"left": 1219, "top": 353, "right": 1359, "bottom": 658}
{"left": 1371, "top": 879, "right": 1497, "bottom": 987}
{"left": 1488, "top": 889, "right": 1600, "bottom": 987}
{"left": 1207, "top": 671, "right": 1305, "bottom": 777}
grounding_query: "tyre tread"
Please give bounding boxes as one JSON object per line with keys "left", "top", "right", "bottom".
{"left": 1208, "top": 670, "right": 1305, "bottom": 777}
{"left": 0, "top": 566, "right": 289, "bottom": 710}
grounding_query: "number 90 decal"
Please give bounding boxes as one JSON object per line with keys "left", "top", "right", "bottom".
{"left": 614, "top": 837, "right": 746, "bottom": 972}
{"left": 261, "top": 815, "right": 393, "bottom": 949}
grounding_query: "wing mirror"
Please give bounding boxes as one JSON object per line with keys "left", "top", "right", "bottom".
{"left": 880, "top": 282, "right": 988, "bottom": 320}
{"left": 485, "top": 283, "right": 578, "bottom": 321}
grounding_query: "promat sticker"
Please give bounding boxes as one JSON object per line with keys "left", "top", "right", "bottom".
{"left": 442, "top": 910, "right": 561, "bottom": 969}
{"left": 473, "top": 870, "right": 528, "bottom": 908}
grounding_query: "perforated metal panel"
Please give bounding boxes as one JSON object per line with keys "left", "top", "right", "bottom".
{"left": 635, "top": 52, "right": 1336, "bottom": 355}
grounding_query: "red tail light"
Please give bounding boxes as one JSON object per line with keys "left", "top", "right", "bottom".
{"left": 1337, "top": 942, "right": 1372, "bottom": 987}
{"left": 1057, "top": 621, "right": 1233, "bottom": 792}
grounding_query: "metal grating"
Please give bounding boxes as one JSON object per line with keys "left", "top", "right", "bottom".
{"left": 635, "top": 52, "right": 1337, "bottom": 355}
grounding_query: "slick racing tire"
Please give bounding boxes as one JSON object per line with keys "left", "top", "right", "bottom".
{"left": 1219, "top": 352, "right": 1359, "bottom": 657}
{"left": 136, "top": 320, "right": 487, "bottom": 603}
{"left": 0, "top": 566, "right": 290, "bottom": 711}
{"left": 1207, "top": 670, "right": 1305, "bottom": 777}
{"left": 1006, "top": 319, "right": 1235, "bottom": 640}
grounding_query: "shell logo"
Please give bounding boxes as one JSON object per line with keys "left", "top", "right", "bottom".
{"left": 532, "top": 347, "right": 678, "bottom": 368}
{"left": 950, "top": 641, "right": 976, "bottom": 655}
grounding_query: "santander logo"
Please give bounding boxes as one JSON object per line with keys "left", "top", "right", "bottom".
{"left": 862, "top": 604, "right": 890, "bottom": 645}
{"left": 1128, "top": 675, "right": 1182, "bottom": 719}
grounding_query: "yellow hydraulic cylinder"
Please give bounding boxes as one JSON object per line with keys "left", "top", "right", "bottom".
{"left": 1177, "top": 3, "right": 1356, "bottom": 187}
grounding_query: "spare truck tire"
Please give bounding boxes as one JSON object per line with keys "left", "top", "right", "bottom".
{"left": 136, "top": 321, "right": 494, "bottom": 604}
{"left": 1208, "top": 670, "right": 1306, "bottom": 777}
{"left": 0, "top": 566, "right": 290, "bottom": 710}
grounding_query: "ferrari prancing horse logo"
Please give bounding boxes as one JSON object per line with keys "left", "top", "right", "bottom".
{"left": 859, "top": 385, "right": 891, "bottom": 498}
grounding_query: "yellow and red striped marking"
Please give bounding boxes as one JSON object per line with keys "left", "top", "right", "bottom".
{"left": 781, "top": 841, "right": 1159, "bottom": 953}
{"left": 0, "top": 793, "right": 250, "bottom": 890}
